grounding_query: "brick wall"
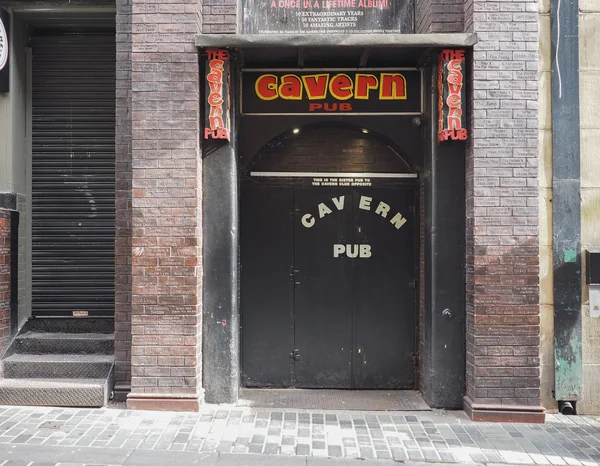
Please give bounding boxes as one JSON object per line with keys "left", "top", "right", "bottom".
{"left": 415, "top": 0, "right": 464, "bottom": 34}
{"left": 119, "top": 0, "right": 203, "bottom": 410}
{"left": 115, "top": 0, "right": 133, "bottom": 392}
{"left": 249, "top": 127, "right": 411, "bottom": 173}
{"left": 418, "top": 181, "right": 425, "bottom": 392}
{"left": 202, "top": 0, "right": 238, "bottom": 33}
{"left": 463, "top": 0, "right": 543, "bottom": 421}
{"left": 0, "top": 210, "right": 10, "bottom": 354}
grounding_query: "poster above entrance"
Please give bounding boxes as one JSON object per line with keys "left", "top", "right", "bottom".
{"left": 243, "top": 0, "right": 413, "bottom": 34}
{"left": 242, "top": 69, "right": 422, "bottom": 115}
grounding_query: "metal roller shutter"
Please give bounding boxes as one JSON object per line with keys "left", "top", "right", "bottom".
{"left": 31, "top": 34, "right": 115, "bottom": 317}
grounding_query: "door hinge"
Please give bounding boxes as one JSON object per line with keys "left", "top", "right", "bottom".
{"left": 408, "top": 279, "right": 417, "bottom": 289}
{"left": 408, "top": 205, "right": 416, "bottom": 214}
{"left": 289, "top": 349, "right": 300, "bottom": 364}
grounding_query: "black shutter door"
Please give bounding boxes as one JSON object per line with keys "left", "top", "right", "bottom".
{"left": 31, "top": 34, "right": 115, "bottom": 317}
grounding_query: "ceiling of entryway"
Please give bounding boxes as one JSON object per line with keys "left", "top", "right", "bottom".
{"left": 1, "top": 0, "right": 115, "bottom": 31}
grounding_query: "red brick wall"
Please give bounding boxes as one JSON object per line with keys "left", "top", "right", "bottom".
{"left": 0, "top": 210, "right": 10, "bottom": 354}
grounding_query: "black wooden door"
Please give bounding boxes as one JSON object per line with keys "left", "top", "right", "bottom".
{"left": 241, "top": 184, "right": 416, "bottom": 389}
{"left": 241, "top": 186, "right": 295, "bottom": 387}
{"left": 293, "top": 188, "right": 354, "bottom": 388}
{"left": 352, "top": 188, "right": 416, "bottom": 389}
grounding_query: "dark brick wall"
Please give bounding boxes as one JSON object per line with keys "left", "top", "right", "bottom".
{"left": 0, "top": 210, "right": 10, "bottom": 354}
{"left": 249, "top": 127, "right": 412, "bottom": 174}
{"left": 463, "top": 0, "right": 542, "bottom": 420}
{"left": 415, "top": 0, "right": 464, "bottom": 33}
{"left": 202, "top": 0, "right": 238, "bottom": 33}
{"left": 115, "top": 0, "right": 203, "bottom": 409}
{"left": 115, "top": 0, "right": 133, "bottom": 390}
{"left": 113, "top": 0, "right": 543, "bottom": 417}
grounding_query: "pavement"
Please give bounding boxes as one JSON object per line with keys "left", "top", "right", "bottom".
{"left": 0, "top": 404, "right": 599, "bottom": 466}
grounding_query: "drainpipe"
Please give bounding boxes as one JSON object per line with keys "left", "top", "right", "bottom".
{"left": 551, "top": 0, "right": 581, "bottom": 413}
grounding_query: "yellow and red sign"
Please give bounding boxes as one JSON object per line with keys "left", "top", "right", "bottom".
{"left": 438, "top": 49, "right": 468, "bottom": 142}
{"left": 204, "top": 49, "right": 231, "bottom": 141}
{"left": 242, "top": 69, "right": 422, "bottom": 115}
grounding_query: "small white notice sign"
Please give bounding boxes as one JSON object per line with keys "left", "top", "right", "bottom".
{"left": 590, "top": 285, "right": 600, "bottom": 318}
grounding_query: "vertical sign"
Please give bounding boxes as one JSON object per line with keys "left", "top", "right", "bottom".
{"left": 204, "top": 49, "right": 231, "bottom": 141}
{"left": 0, "top": 8, "right": 9, "bottom": 93}
{"left": 438, "top": 49, "right": 467, "bottom": 142}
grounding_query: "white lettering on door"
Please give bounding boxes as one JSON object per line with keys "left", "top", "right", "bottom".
{"left": 360, "top": 244, "right": 372, "bottom": 258}
{"left": 300, "top": 194, "right": 408, "bottom": 230}
{"left": 375, "top": 201, "right": 390, "bottom": 218}
{"left": 389, "top": 212, "right": 407, "bottom": 229}
{"left": 301, "top": 214, "right": 315, "bottom": 228}
{"left": 333, "top": 244, "right": 372, "bottom": 258}
{"left": 318, "top": 202, "right": 332, "bottom": 218}
{"left": 333, "top": 244, "right": 345, "bottom": 257}
{"left": 332, "top": 195, "right": 345, "bottom": 210}
{"left": 358, "top": 196, "right": 372, "bottom": 211}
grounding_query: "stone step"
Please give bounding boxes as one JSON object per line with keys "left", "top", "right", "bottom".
{"left": 0, "top": 378, "right": 110, "bottom": 407}
{"left": 14, "top": 332, "right": 114, "bottom": 355}
{"left": 24, "top": 318, "right": 113, "bottom": 334}
{"left": 2, "top": 354, "right": 114, "bottom": 379}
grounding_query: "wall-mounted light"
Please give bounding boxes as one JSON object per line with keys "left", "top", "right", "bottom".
{"left": 292, "top": 128, "right": 300, "bottom": 134}
{"left": 361, "top": 129, "right": 369, "bottom": 134}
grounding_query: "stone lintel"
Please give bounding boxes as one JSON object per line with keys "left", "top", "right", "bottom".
{"left": 196, "top": 33, "right": 478, "bottom": 48}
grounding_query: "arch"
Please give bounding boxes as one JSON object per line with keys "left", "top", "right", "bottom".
{"left": 244, "top": 123, "right": 416, "bottom": 179}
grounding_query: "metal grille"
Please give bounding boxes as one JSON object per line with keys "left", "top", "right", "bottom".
{"left": 0, "top": 378, "right": 109, "bottom": 407}
{"left": 31, "top": 34, "right": 115, "bottom": 317}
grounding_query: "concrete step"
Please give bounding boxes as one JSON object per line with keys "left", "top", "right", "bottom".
{"left": 0, "top": 378, "right": 111, "bottom": 407}
{"left": 2, "top": 354, "right": 114, "bottom": 379}
{"left": 24, "top": 318, "right": 113, "bottom": 334}
{"left": 14, "top": 332, "right": 114, "bottom": 355}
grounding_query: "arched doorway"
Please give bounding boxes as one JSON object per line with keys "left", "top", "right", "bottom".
{"left": 241, "top": 125, "right": 418, "bottom": 389}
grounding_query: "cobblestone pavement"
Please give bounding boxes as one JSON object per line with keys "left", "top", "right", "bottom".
{"left": 0, "top": 405, "right": 598, "bottom": 465}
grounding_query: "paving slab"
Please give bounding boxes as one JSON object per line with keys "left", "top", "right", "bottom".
{"left": 0, "top": 444, "right": 133, "bottom": 464}
{"left": 219, "top": 452, "right": 306, "bottom": 465}
{"left": 124, "top": 450, "right": 218, "bottom": 465}
{"left": 0, "top": 405, "right": 597, "bottom": 465}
